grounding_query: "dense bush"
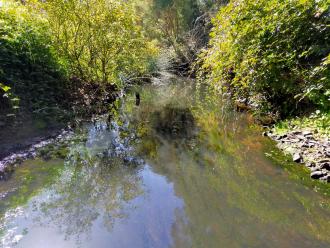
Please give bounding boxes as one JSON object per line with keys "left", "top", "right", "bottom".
{"left": 0, "top": 0, "right": 159, "bottom": 120}
{"left": 200, "top": 0, "right": 330, "bottom": 117}
{"left": 146, "top": 0, "right": 223, "bottom": 65}
{"left": 0, "top": 1, "right": 68, "bottom": 115}
{"left": 43, "top": 0, "right": 158, "bottom": 85}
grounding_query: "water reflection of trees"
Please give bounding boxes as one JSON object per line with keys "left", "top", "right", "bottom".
{"left": 128, "top": 81, "right": 330, "bottom": 247}
{"left": 144, "top": 124, "right": 330, "bottom": 248}
{"left": 150, "top": 105, "right": 195, "bottom": 139}
{"left": 28, "top": 79, "right": 330, "bottom": 247}
{"left": 32, "top": 122, "right": 145, "bottom": 243}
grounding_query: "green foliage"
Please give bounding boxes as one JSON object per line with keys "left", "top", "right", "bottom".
{"left": 153, "top": 0, "right": 199, "bottom": 29}
{"left": 0, "top": 0, "right": 68, "bottom": 115}
{"left": 148, "top": 0, "right": 201, "bottom": 60}
{"left": 0, "top": 83, "right": 10, "bottom": 93}
{"left": 0, "top": 82, "right": 19, "bottom": 115}
{"left": 200, "top": 0, "right": 330, "bottom": 117}
{"left": 0, "top": 0, "right": 160, "bottom": 122}
{"left": 274, "top": 110, "right": 330, "bottom": 137}
{"left": 43, "top": 0, "right": 157, "bottom": 84}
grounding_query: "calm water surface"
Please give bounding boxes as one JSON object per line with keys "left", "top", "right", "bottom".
{"left": 0, "top": 77, "right": 329, "bottom": 248}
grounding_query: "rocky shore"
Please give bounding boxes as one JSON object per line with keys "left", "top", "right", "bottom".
{"left": 0, "top": 129, "right": 73, "bottom": 180}
{"left": 266, "top": 129, "right": 330, "bottom": 183}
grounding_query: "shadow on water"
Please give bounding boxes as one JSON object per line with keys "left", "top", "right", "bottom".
{"left": 150, "top": 105, "right": 195, "bottom": 139}
{"left": 0, "top": 75, "right": 329, "bottom": 248}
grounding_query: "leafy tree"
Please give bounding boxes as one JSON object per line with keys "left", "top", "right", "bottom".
{"left": 200, "top": 0, "right": 330, "bottom": 117}
{"left": 43, "top": 0, "right": 157, "bottom": 84}
{"left": 149, "top": 0, "right": 201, "bottom": 60}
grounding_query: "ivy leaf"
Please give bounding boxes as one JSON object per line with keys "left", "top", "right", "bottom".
{"left": 0, "top": 83, "right": 11, "bottom": 92}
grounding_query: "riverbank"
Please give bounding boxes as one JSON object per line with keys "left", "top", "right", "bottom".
{"left": 195, "top": 0, "right": 329, "bottom": 185}
{"left": 265, "top": 113, "right": 330, "bottom": 183}
{"left": 0, "top": 128, "right": 73, "bottom": 180}
{"left": 0, "top": 76, "right": 119, "bottom": 155}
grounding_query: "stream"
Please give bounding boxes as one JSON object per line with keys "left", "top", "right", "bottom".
{"left": 0, "top": 76, "right": 329, "bottom": 248}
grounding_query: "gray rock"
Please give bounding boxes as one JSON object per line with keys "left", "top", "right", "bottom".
{"left": 286, "top": 138, "right": 300, "bottom": 143}
{"left": 311, "top": 171, "right": 327, "bottom": 179}
{"left": 319, "top": 162, "right": 330, "bottom": 170}
{"left": 296, "top": 135, "right": 306, "bottom": 140}
{"left": 302, "top": 142, "right": 315, "bottom": 148}
{"left": 325, "top": 151, "right": 330, "bottom": 157}
{"left": 293, "top": 153, "right": 302, "bottom": 163}
{"left": 269, "top": 127, "right": 330, "bottom": 182}
{"left": 279, "top": 134, "right": 288, "bottom": 139}
{"left": 320, "top": 175, "right": 330, "bottom": 183}
{"left": 306, "top": 162, "right": 316, "bottom": 168}
{"left": 318, "top": 159, "right": 330, "bottom": 163}
{"left": 311, "top": 166, "right": 321, "bottom": 172}
{"left": 302, "top": 131, "right": 313, "bottom": 136}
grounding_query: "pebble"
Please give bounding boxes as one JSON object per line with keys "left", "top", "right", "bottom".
{"left": 302, "top": 131, "right": 313, "bottom": 136}
{"left": 293, "top": 153, "right": 302, "bottom": 163}
{"left": 267, "top": 129, "right": 330, "bottom": 183}
{"left": 319, "top": 162, "right": 330, "bottom": 170}
{"left": 320, "top": 175, "right": 330, "bottom": 183}
{"left": 311, "top": 171, "right": 326, "bottom": 179}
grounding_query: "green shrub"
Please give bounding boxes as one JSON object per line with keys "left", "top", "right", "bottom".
{"left": 200, "top": 0, "right": 330, "bottom": 117}
{"left": 274, "top": 110, "right": 330, "bottom": 137}
{"left": 0, "top": 82, "right": 19, "bottom": 115}
{"left": 0, "top": 1, "right": 68, "bottom": 115}
{"left": 43, "top": 0, "right": 158, "bottom": 85}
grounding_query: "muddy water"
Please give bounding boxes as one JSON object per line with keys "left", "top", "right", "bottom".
{"left": 0, "top": 77, "right": 329, "bottom": 248}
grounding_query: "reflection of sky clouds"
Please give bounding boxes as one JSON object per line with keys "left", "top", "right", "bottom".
{"left": 0, "top": 207, "right": 24, "bottom": 248}
{"left": 0, "top": 109, "right": 185, "bottom": 247}
{"left": 0, "top": 163, "right": 185, "bottom": 248}
{"left": 84, "top": 116, "right": 136, "bottom": 160}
